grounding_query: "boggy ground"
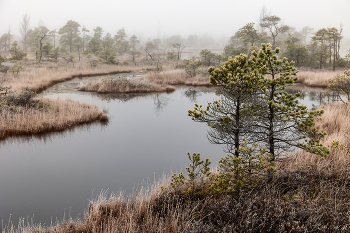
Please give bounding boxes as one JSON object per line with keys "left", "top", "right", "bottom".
{"left": 77, "top": 69, "right": 210, "bottom": 94}
{"left": 1, "top": 57, "right": 348, "bottom": 231}
{"left": 0, "top": 59, "right": 211, "bottom": 140}
{"left": 0, "top": 55, "right": 344, "bottom": 141}
{"left": 0, "top": 60, "right": 155, "bottom": 140}
{"left": 4, "top": 101, "right": 350, "bottom": 232}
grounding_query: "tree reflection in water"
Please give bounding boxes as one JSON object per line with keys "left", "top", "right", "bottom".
{"left": 182, "top": 88, "right": 202, "bottom": 102}
{"left": 153, "top": 94, "right": 172, "bottom": 115}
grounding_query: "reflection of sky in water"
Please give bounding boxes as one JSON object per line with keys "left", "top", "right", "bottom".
{"left": 0, "top": 78, "right": 328, "bottom": 227}
{"left": 285, "top": 84, "right": 331, "bottom": 110}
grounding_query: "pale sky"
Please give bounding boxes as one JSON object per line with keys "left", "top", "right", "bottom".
{"left": 0, "top": 0, "right": 349, "bottom": 47}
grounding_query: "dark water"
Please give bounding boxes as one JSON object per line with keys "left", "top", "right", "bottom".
{"left": 0, "top": 75, "right": 328, "bottom": 227}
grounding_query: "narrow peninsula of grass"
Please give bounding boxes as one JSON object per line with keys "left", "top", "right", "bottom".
{"left": 78, "top": 76, "right": 175, "bottom": 93}
{"left": 0, "top": 62, "right": 155, "bottom": 140}
{"left": 1, "top": 62, "right": 154, "bottom": 93}
{"left": 0, "top": 97, "right": 108, "bottom": 141}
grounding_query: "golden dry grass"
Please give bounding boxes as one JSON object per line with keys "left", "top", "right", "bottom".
{"left": 296, "top": 70, "right": 344, "bottom": 87}
{"left": 0, "top": 61, "right": 155, "bottom": 139}
{"left": 1, "top": 62, "right": 155, "bottom": 93}
{"left": 136, "top": 69, "right": 210, "bottom": 86}
{"left": 0, "top": 97, "right": 108, "bottom": 141}
{"left": 4, "top": 61, "right": 350, "bottom": 231}
{"left": 78, "top": 77, "right": 175, "bottom": 93}
{"left": 280, "top": 102, "right": 350, "bottom": 174}
{"left": 5, "top": 101, "right": 350, "bottom": 233}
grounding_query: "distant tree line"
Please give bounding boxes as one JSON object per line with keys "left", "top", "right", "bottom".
{"left": 0, "top": 10, "right": 349, "bottom": 70}
{"left": 223, "top": 9, "right": 348, "bottom": 70}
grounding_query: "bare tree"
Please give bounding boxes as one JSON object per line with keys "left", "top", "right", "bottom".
{"left": 257, "top": 5, "right": 270, "bottom": 34}
{"left": 337, "top": 24, "right": 343, "bottom": 60}
{"left": 19, "top": 14, "right": 31, "bottom": 53}
{"left": 82, "top": 27, "right": 90, "bottom": 51}
{"left": 260, "top": 15, "right": 290, "bottom": 45}
{"left": 35, "top": 26, "right": 50, "bottom": 63}
{"left": 129, "top": 35, "right": 140, "bottom": 64}
{"left": 172, "top": 42, "right": 185, "bottom": 60}
{"left": 50, "top": 29, "right": 57, "bottom": 49}
{"left": 300, "top": 26, "right": 313, "bottom": 44}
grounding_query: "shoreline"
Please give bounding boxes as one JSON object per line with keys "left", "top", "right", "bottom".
{"left": 0, "top": 98, "right": 108, "bottom": 141}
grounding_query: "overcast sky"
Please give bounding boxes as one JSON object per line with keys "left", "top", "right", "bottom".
{"left": 0, "top": 0, "right": 350, "bottom": 47}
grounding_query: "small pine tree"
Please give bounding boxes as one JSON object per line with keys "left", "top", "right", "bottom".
{"left": 171, "top": 152, "right": 211, "bottom": 198}
{"left": 189, "top": 43, "right": 329, "bottom": 183}
{"left": 327, "top": 70, "right": 350, "bottom": 103}
{"left": 0, "top": 53, "right": 5, "bottom": 66}
{"left": 250, "top": 44, "right": 329, "bottom": 164}
{"left": 209, "top": 141, "right": 273, "bottom": 199}
{"left": 9, "top": 41, "right": 27, "bottom": 61}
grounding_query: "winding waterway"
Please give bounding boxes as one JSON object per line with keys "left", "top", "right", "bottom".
{"left": 0, "top": 74, "right": 329, "bottom": 227}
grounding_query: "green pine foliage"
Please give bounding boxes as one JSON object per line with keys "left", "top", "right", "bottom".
{"left": 0, "top": 53, "right": 5, "bottom": 66}
{"left": 99, "top": 47, "right": 117, "bottom": 64}
{"left": 183, "top": 44, "right": 329, "bottom": 198}
{"left": 9, "top": 41, "right": 27, "bottom": 61}
{"left": 183, "top": 58, "right": 202, "bottom": 77}
{"left": 188, "top": 53, "right": 265, "bottom": 157}
{"left": 327, "top": 70, "right": 350, "bottom": 102}
{"left": 209, "top": 141, "right": 274, "bottom": 199}
{"left": 251, "top": 44, "right": 329, "bottom": 159}
{"left": 170, "top": 152, "right": 211, "bottom": 198}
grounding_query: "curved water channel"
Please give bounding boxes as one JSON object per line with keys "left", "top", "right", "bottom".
{"left": 0, "top": 73, "right": 329, "bottom": 227}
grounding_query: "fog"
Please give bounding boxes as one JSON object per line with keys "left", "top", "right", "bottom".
{"left": 0, "top": 0, "right": 350, "bottom": 47}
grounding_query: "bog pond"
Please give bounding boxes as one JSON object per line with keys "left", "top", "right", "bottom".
{"left": 0, "top": 73, "right": 329, "bottom": 226}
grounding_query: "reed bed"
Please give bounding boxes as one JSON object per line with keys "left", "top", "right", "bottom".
{"left": 280, "top": 101, "right": 350, "bottom": 174}
{"left": 78, "top": 76, "right": 175, "bottom": 93}
{"left": 5, "top": 101, "right": 350, "bottom": 232}
{"left": 136, "top": 69, "right": 210, "bottom": 86}
{"left": 0, "top": 97, "right": 108, "bottom": 141}
{"left": 296, "top": 70, "right": 343, "bottom": 87}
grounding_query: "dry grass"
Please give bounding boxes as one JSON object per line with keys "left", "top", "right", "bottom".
{"left": 136, "top": 69, "right": 210, "bottom": 86}
{"left": 0, "top": 61, "right": 154, "bottom": 140}
{"left": 0, "top": 97, "right": 108, "bottom": 141}
{"left": 280, "top": 102, "right": 350, "bottom": 174}
{"left": 4, "top": 61, "right": 350, "bottom": 231}
{"left": 1, "top": 61, "right": 155, "bottom": 93}
{"left": 6, "top": 102, "right": 350, "bottom": 233}
{"left": 78, "top": 77, "right": 175, "bottom": 93}
{"left": 296, "top": 70, "right": 344, "bottom": 87}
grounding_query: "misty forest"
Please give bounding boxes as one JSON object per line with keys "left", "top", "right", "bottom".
{"left": 2, "top": 5, "right": 350, "bottom": 233}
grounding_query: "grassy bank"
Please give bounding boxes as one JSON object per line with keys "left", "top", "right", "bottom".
{"left": 5, "top": 101, "right": 350, "bottom": 232}
{"left": 296, "top": 70, "right": 344, "bottom": 88}
{"left": 136, "top": 69, "right": 211, "bottom": 86}
{"left": 0, "top": 97, "right": 108, "bottom": 141}
{"left": 1, "top": 62, "right": 154, "bottom": 93}
{"left": 78, "top": 76, "right": 175, "bottom": 93}
{"left": 77, "top": 69, "right": 210, "bottom": 94}
{"left": 0, "top": 61, "right": 157, "bottom": 140}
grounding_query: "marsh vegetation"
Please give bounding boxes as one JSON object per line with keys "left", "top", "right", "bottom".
{"left": 1, "top": 8, "right": 350, "bottom": 232}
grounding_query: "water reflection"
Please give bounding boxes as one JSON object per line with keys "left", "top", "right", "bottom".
{"left": 182, "top": 88, "right": 202, "bottom": 102}
{"left": 0, "top": 80, "right": 332, "bottom": 227}
{"left": 0, "top": 121, "right": 108, "bottom": 147}
{"left": 153, "top": 94, "right": 172, "bottom": 115}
